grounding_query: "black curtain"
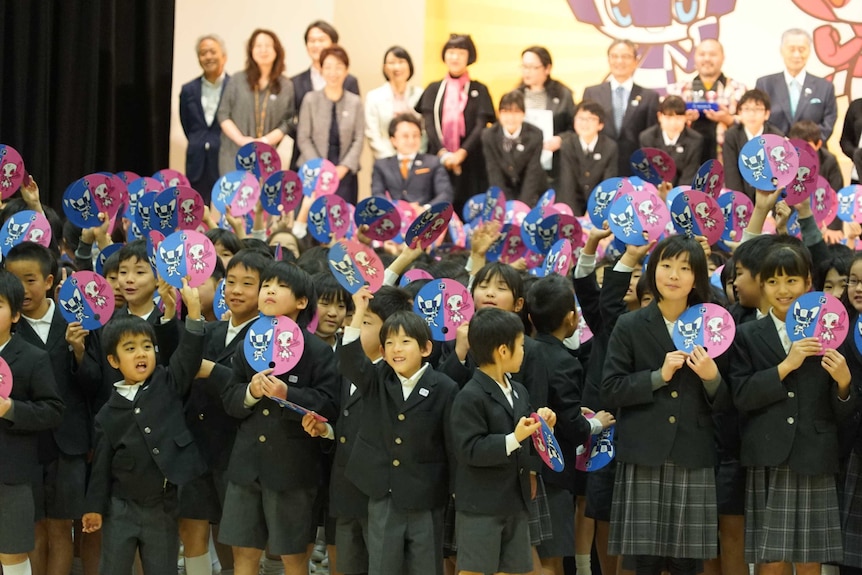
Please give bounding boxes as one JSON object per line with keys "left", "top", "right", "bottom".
{"left": 0, "top": 0, "right": 175, "bottom": 214}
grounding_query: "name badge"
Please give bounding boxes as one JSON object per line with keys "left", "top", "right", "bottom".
{"left": 419, "top": 388, "right": 429, "bottom": 397}
{"left": 676, "top": 146, "right": 684, "bottom": 154}
{"left": 288, "top": 375, "right": 298, "bottom": 383}
{"left": 593, "top": 153, "right": 602, "bottom": 161}
{"left": 631, "top": 99, "right": 639, "bottom": 107}
{"left": 516, "top": 144, "right": 525, "bottom": 152}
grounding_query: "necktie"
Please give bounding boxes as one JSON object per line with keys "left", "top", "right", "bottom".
{"left": 613, "top": 86, "right": 626, "bottom": 133}
{"left": 400, "top": 158, "right": 410, "bottom": 180}
{"left": 503, "top": 136, "right": 514, "bottom": 153}
{"left": 789, "top": 79, "right": 801, "bottom": 119}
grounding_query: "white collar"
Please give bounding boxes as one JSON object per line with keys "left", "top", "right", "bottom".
{"left": 201, "top": 73, "right": 226, "bottom": 88}
{"left": 579, "top": 135, "right": 599, "bottom": 152}
{"left": 784, "top": 69, "right": 807, "bottom": 88}
{"left": 503, "top": 126, "right": 522, "bottom": 140}
{"left": 24, "top": 299, "right": 55, "bottom": 325}
{"left": 113, "top": 380, "right": 145, "bottom": 401}
{"left": 395, "top": 362, "right": 429, "bottom": 388}
{"left": 744, "top": 125, "right": 764, "bottom": 141}
{"left": 662, "top": 131, "right": 680, "bottom": 147}
{"left": 397, "top": 153, "right": 417, "bottom": 162}
{"left": 610, "top": 77, "right": 634, "bottom": 93}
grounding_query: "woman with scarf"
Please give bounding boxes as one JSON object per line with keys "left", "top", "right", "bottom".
{"left": 416, "top": 34, "right": 495, "bottom": 215}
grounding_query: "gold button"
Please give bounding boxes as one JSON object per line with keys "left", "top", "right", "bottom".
{"left": 585, "top": 171, "right": 591, "bottom": 177}
{"left": 343, "top": 409, "right": 349, "bottom": 417}
{"left": 668, "top": 416, "right": 677, "bottom": 424}
{"left": 339, "top": 437, "right": 346, "bottom": 444}
{"left": 788, "top": 391, "right": 795, "bottom": 398}
{"left": 395, "top": 437, "right": 402, "bottom": 445}
{"left": 398, "top": 414, "right": 405, "bottom": 421}
{"left": 134, "top": 408, "right": 141, "bottom": 414}
{"left": 670, "top": 391, "right": 679, "bottom": 398}
{"left": 392, "top": 459, "right": 400, "bottom": 467}
{"left": 262, "top": 409, "right": 270, "bottom": 416}
{"left": 198, "top": 413, "right": 205, "bottom": 420}
{"left": 144, "top": 427, "right": 151, "bottom": 434}
{"left": 152, "top": 448, "right": 159, "bottom": 455}
{"left": 787, "top": 417, "right": 795, "bottom": 424}
{"left": 259, "top": 435, "right": 267, "bottom": 443}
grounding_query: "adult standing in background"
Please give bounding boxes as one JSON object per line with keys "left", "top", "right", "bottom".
{"left": 416, "top": 34, "right": 495, "bottom": 216}
{"left": 755, "top": 29, "right": 837, "bottom": 142}
{"left": 217, "top": 29, "right": 295, "bottom": 176}
{"left": 180, "top": 34, "right": 229, "bottom": 203}
{"left": 289, "top": 21, "right": 360, "bottom": 170}
{"left": 666, "top": 39, "right": 746, "bottom": 165}
{"left": 518, "top": 46, "right": 576, "bottom": 184}
{"left": 297, "top": 45, "right": 364, "bottom": 204}
{"left": 583, "top": 40, "right": 659, "bottom": 176}
{"left": 840, "top": 98, "right": 862, "bottom": 185}
{"left": 365, "top": 46, "right": 424, "bottom": 159}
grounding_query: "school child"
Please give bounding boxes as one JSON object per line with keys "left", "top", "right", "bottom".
{"left": 205, "top": 228, "right": 244, "bottom": 269}
{"left": 481, "top": 90, "right": 549, "bottom": 205}
{"left": 450, "top": 307, "right": 556, "bottom": 575}
{"left": 302, "top": 285, "right": 414, "bottom": 575}
{"left": 5, "top": 243, "right": 94, "bottom": 575}
{"left": 80, "top": 278, "right": 214, "bottom": 575}
{"left": 0, "top": 270, "right": 64, "bottom": 575}
{"left": 557, "top": 100, "right": 620, "bottom": 216}
{"left": 788, "top": 120, "right": 846, "bottom": 238}
{"left": 638, "top": 95, "right": 704, "bottom": 187}
{"left": 179, "top": 249, "right": 272, "bottom": 575}
{"left": 723, "top": 89, "right": 784, "bottom": 200}
{"left": 337, "top": 285, "right": 459, "bottom": 575}
{"left": 197, "top": 256, "right": 226, "bottom": 322}
{"left": 101, "top": 250, "right": 127, "bottom": 309}
{"left": 218, "top": 261, "right": 339, "bottom": 575}
{"left": 729, "top": 242, "right": 855, "bottom": 571}
{"left": 814, "top": 243, "right": 853, "bottom": 299}
{"left": 602, "top": 235, "right": 729, "bottom": 575}
{"left": 312, "top": 271, "right": 353, "bottom": 349}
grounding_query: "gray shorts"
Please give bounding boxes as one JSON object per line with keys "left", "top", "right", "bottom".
{"left": 0, "top": 483, "right": 35, "bottom": 553}
{"left": 33, "top": 454, "right": 87, "bottom": 520}
{"left": 455, "top": 510, "right": 532, "bottom": 574}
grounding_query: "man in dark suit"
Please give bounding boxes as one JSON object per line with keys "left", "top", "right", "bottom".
{"left": 583, "top": 40, "right": 659, "bottom": 176}
{"left": 481, "top": 90, "right": 548, "bottom": 206}
{"left": 179, "top": 35, "right": 228, "bottom": 203}
{"left": 638, "top": 96, "right": 705, "bottom": 188}
{"left": 371, "top": 113, "right": 453, "bottom": 209}
{"left": 755, "top": 29, "right": 837, "bottom": 142}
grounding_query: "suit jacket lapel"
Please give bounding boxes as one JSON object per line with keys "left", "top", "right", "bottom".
{"left": 599, "top": 82, "right": 617, "bottom": 139}
{"left": 47, "top": 308, "right": 67, "bottom": 352}
{"left": 624, "top": 85, "right": 641, "bottom": 126}
{"left": 342, "top": 378, "right": 362, "bottom": 409}
{"left": 754, "top": 317, "right": 787, "bottom": 363}
{"left": 401, "top": 368, "right": 438, "bottom": 412}
{"left": 476, "top": 371, "right": 514, "bottom": 417}
{"left": 644, "top": 302, "right": 675, "bottom": 350}
{"left": 795, "top": 76, "right": 815, "bottom": 119}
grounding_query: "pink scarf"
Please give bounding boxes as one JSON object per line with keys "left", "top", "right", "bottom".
{"left": 441, "top": 72, "right": 470, "bottom": 152}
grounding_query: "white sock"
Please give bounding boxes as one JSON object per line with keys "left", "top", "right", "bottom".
{"left": 184, "top": 553, "right": 213, "bottom": 575}
{"left": 2, "top": 558, "right": 33, "bottom": 575}
{"left": 576, "top": 553, "right": 591, "bottom": 575}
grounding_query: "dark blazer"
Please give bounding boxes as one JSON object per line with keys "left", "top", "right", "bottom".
{"left": 582, "top": 82, "right": 659, "bottom": 176}
{"left": 481, "top": 122, "right": 548, "bottom": 206}
{"left": 638, "top": 125, "right": 704, "bottom": 188}
{"left": 519, "top": 78, "right": 577, "bottom": 180}
{"left": 288, "top": 69, "right": 360, "bottom": 170}
{"left": 840, "top": 98, "right": 862, "bottom": 182}
{"left": 85, "top": 323, "right": 207, "bottom": 514}
{"left": 601, "top": 302, "right": 730, "bottom": 468}
{"left": 339, "top": 338, "right": 458, "bottom": 511}
{"left": 416, "top": 79, "right": 496, "bottom": 210}
{"left": 450, "top": 370, "right": 535, "bottom": 516}
{"left": 0, "top": 335, "right": 64, "bottom": 484}
{"left": 722, "top": 122, "right": 785, "bottom": 201}
{"left": 755, "top": 72, "right": 838, "bottom": 141}
{"left": 371, "top": 153, "right": 453, "bottom": 206}
{"left": 17, "top": 306, "right": 95, "bottom": 457}
{"left": 221, "top": 330, "right": 338, "bottom": 491}
{"left": 557, "top": 133, "right": 619, "bottom": 216}
{"left": 728, "top": 316, "right": 856, "bottom": 474}
{"left": 329, "top": 375, "right": 367, "bottom": 519}
{"left": 179, "top": 74, "right": 229, "bottom": 189}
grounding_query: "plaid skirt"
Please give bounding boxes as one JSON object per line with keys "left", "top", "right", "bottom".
{"left": 745, "top": 465, "right": 843, "bottom": 564}
{"left": 609, "top": 461, "right": 718, "bottom": 559}
{"left": 842, "top": 451, "right": 862, "bottom": 567}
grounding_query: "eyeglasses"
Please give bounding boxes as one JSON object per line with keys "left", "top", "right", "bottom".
{"left": 739, "top": 106, "right": 766, "bottom": 113}
{"left": 848, "top": 278, "right": 861, "bottom": 287}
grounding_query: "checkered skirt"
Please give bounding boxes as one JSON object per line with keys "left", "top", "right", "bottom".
{"left": 608, "top": 461, "right": 718, "bottom": 559}
{"left": 745, "top": 465, "right": 843, "bottom": 564}
{"left": 841, "top": 451, "right": 862, "bottom": 567}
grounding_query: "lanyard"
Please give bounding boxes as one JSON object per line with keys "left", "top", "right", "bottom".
{"left": 254, "top": 86, "right": 271, "bottom": 138}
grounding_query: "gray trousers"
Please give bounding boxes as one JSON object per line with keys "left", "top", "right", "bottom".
{"left": 100, "top": 495, "right": 179, "bottom": 575}
{"left": 367, "top": 495, "right": 443, "bottom": 575}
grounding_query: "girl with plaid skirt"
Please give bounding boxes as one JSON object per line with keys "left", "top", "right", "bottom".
{"left": 729, "top": 242, "right": 855, "bottom": 575}
{"left": 602, "top": 236, "right": 730, "bottom": 575}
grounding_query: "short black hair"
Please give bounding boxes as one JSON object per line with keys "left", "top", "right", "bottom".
{"left": 499, "top": 90, "right": 525, "bottom": 113}
{"left": 442, "top": 33, "right": 477, "bottom": 65}
{"left": 211, "top": 254, "right": 226, "bottom": 283}
{"left": 102, "top": 315, "right": 157, "bottom": 358}
{"left": 468, "top": 308, "right": 523, "bottom": 367}
{"left": 658, "top": 95, "right": 686, "bottom": 116}
{"left": 471, "top": 262, "right": 525, "bottom": 305}
{"left": 242, "top": 238, "right": 269, "bottom": 253}
{"left": 5, "top": 242, "right": 58, "bottom": 281}
{"left": 103, "top": 250, "right": 122, "bottom": 277}
{"left": 738, "top": 89, "right": 771, "bottom": 112}
{"left": 205, "top": 228, "right": 243, "bottom": 256}
{"left": 814, "top": 243, "right": 852, "bottom": 291}
{"left": 575, "top": 100, "right": 606, "bottom": 124}
{"left": 313, "top": 271, "right": 354, "bottom": 313}
{"left": 380, "top": 310, "right": 430, "bottom": 349}
{"left": 368, "top": 286, "right": 413, "bottom": 322}
{"left": 260, "top": 261, "right": 317, "bottom": 329}
{"left": 226, "top": 248, "right": 272, "bottom": 278}
{"left": 734, "top": 234, "right": 778, "bottom": 276}
{"left": 788, "top": 120, "right": 822, "bottom": 145}
{"left": 305, "top": 20, "right": 338, "bottom": 44}
{"left": 759, "top": 241, "right": 812, "bottom": 283}
{"left": 527, "top": 274, "right": 575, "bottom": 334}
{"left": 297, "top": 245, "right": 331, "bottom": 276}
{"left": 636, "top": 273, "right": 652, "bottom": 301}
{"left": 382, "top": 45, "right": 414, "bottom": 81}
{"left": 0, "top": 270, "right": 24, "bottom": 316}
{"left": 646, "top": 235, "right": 712, "bottom": 306}
{"left": 117, "top": 239, "right": 149, "bottom": 267}
{"left": 521, "top": 45, "right": 552, "bottom": 67}
{"left": 388, "top": 112, "right": 423, "bottom": 138}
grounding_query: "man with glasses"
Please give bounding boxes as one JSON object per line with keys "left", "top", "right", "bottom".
{"left": 583, "top": 40, "right": 659, "bottom": 176}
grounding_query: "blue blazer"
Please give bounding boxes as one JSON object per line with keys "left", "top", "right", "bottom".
{"left": 754, "top": 72, "right": 837, "bottom": 141}
{"left": 179, "top": 74, "right": 229, "bottom": 184}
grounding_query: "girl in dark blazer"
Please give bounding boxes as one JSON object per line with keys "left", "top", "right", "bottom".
{"left": 602, "top": 235, "right": 729, "bottom": 575}
{"left": 416, "top": 34, "right": 495, "bottom": 216}
{"left": 729, "top": 242, "right": 854, "bottom": 571}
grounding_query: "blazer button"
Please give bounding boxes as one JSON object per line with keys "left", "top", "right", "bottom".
{"left": 259, "top": 435, "right": 267, "bottom": 442}
{"left": 205, "top": 142, "right": 211, "bottom": 151}
{"left": 585, "top": 171, "right": 591, "bottom": 177}
{"left": 262, "top": 409, "right": 270, "bottom": 416}
{"left": 344, "top": 409, "right": 349, "bottom": 417}
{"left": 668, "top": 416, "right": 677, "bottom": 424}
{"left": 670, "top": 391, "right": 679, "bottom": 398}
{"left": 340, "top": 436, "right": 346, "bottom": 444}
{"left": 787, "top": 417, "right": 795, "bottom": 424}
{"left": 392, "top": 459, "right": 400, "bottom": 467}
{"left": 152, "top": 448, "right": 159, "bottom": 455}
{"left": 398, "top": 414, "right": 405, "bottom": 421}
{"left": 787, "top": 391, "right": 795, "bottom": 398}
{"left": 198, "top": 413, "right": 205, "bottom": 420}
{"left": 144, "top": 427, "right": 151, "bottom": 434}
{"left": 134, "top": 408, "right": 141, "bottom": 414}
{"left": 395, "top": 437, "right": 402, "bottom": 445}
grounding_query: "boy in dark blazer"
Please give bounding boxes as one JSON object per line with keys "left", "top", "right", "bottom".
{"left": 638, "top": 96, "right": 704, "bottom": 188}
{"left": 0, "top": 270, "right": 64, "bottom": 575}
{"left": 338, "top": 287, "right": 459, "bottom": 575}
{"left": 450, "top": 307, "right": 555, "bottom": 575}
{"left": 81, "top": 281, "right": 213, "bottom": 575}
{"left": 558, "top": 100, "right": 619, "bottom": 216}
{"left": 482, "top": 90, "right": 548, "bottom": 206}
{"left": 371, "top": 113, "right": 453, "bottom": 209}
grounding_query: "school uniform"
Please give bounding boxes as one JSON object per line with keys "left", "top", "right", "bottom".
{"left": 601, "top": 302, "right": 730, "bottom": 563}
{"left": 370, "top": 153, "right": 453, "bottom": 206}
{"left": 481, "top": 122, "right": 548, "bottom": 206}
{"left": 729, "top": 314, "right": 856, "bottom": 564}
{"left": 84, "top": 318, "right": 208, "bottom": 575}
{"left": 638, "top": 125, "right": 704, "bottom": 188}
{"left": 0, "top": 335, "right": 64, "bottom": 554}
{"left": 840, "top": 332, "right": 862, "bottom": 567}
{"left": 218, "top": 329, "right": 339, "bottom": 556}
{"left": 557, "top": 133, "right": 619, "bottom": 216}
{"left": 450, "top": 370, "right": 536, "bottom": 574}
{"left": 339, "top": 333, "right": 459, "bottom": 575}
{"left": 722, "top": 122, "right": 784, "bottom": 201}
